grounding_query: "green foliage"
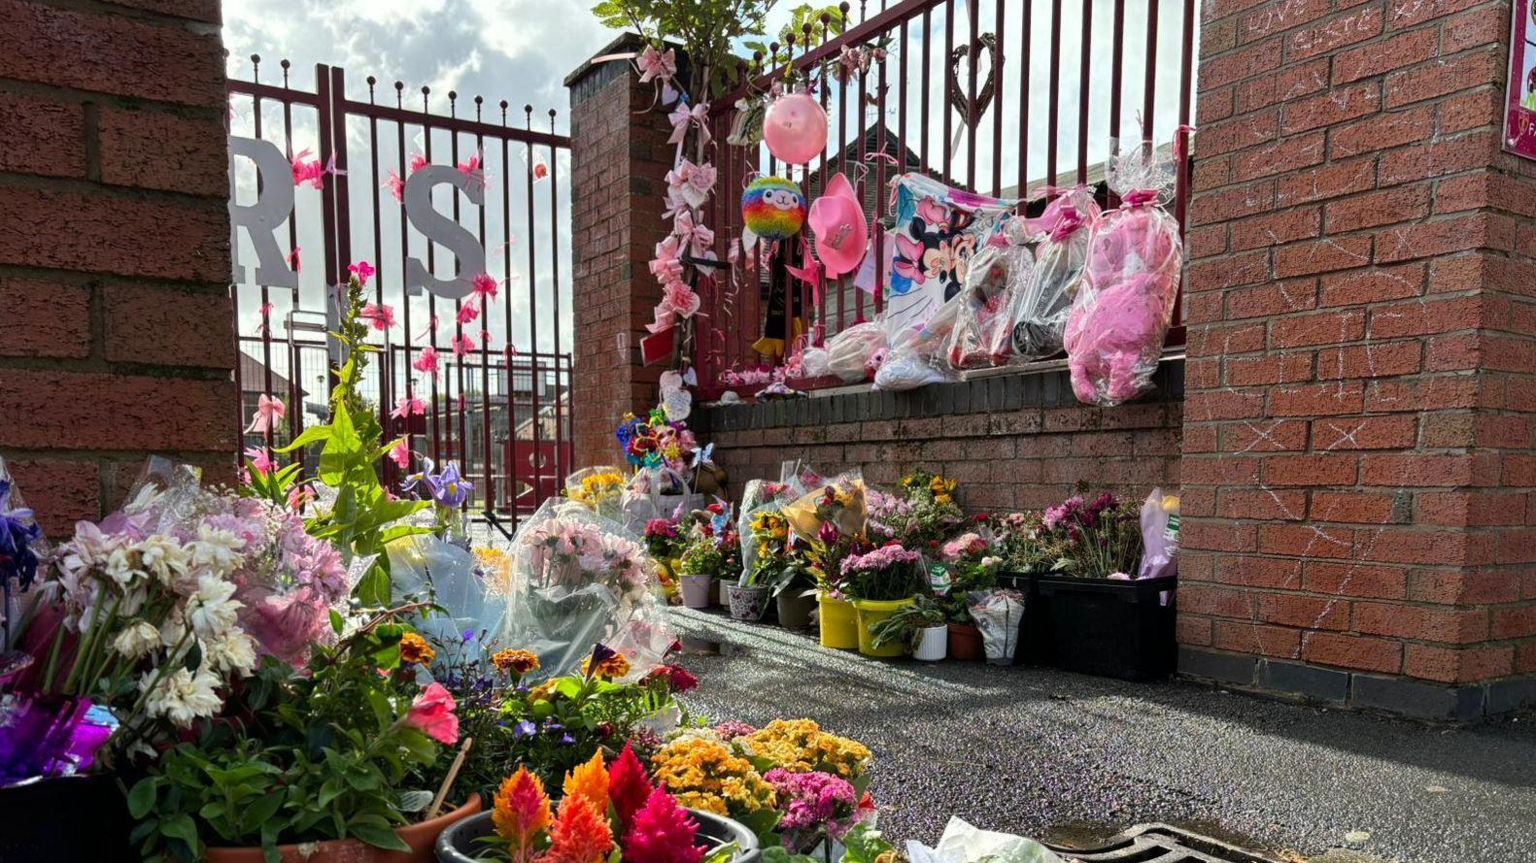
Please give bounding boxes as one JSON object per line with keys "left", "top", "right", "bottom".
{"left": 274, "top": 274, "right": 429, "bottom": 605}
{"left": 743, "top": 3, "right": 846, "bottom": 60}
{"left": 591, "top": 0, "right": 842, "bottom": 99}
{"left": 869, "top": 592, "right": 945, "bottom": 650}
{"left": 839, "top": 824, "right": 896, "bottom": 863}
{"left": 128, "top": 615, "right": 443, "bottom": 862}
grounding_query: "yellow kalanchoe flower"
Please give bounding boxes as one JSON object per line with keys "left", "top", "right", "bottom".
{"left": 739, "top": 718, "right": 872, "bottom": 779}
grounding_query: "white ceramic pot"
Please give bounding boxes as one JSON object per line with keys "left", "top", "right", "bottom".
{"left": 913, "top": 625, "right": 948, "bottom": 661}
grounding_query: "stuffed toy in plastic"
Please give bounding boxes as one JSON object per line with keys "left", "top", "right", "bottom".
{"left": 1063, "top": 146, "right": 1183, "bottom": 406}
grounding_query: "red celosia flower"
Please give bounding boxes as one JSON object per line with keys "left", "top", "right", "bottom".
{"left": 546, "top": 794, "right": 614, "bottom": 863}
{"left": 622, "top": 787, "right": 702, "bottom": 863}
{"left": 492, "top": 767, "right": 551, "bottom": 863}
{"left": 607, "top": 742, "right": 654, "bottom": 830}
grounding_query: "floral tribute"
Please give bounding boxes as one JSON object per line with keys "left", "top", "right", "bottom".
{"left": 487, "top": 745, "right": 718, "bottom": 863}
{"left": 616, "top": 407, "right": 701, "bottom": 474}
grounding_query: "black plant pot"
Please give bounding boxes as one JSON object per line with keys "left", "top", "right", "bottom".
{"left": 436, "top": 808, "right": 760, "bottom": 863}
{"left": 1016, "top": 573, "right": 1178, "bottom": 681}
{"left": 0, "top": 774, "right": 136, "bottom": 863}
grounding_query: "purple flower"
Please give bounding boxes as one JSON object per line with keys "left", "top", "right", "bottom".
{"left": 0, "top": 480, "right": 41, "bottom": 591}
{"left": 402, "top": 457, "right": 474, "bottom": 508}
{"left": 514, "top": 720, "right": 537, "bottom": 738}
{"left": 559, "top": 734, "right": 576, "bottom": 746}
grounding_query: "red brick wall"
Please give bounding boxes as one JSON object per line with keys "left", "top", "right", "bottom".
{"left": 1183, "top": 0, "right": 1536, "bottom": 716}
{"left": 566, "top": 36, "right": 677, "bottom": 468}
{"left": 0, "top": 0, "right": 233, "bottom": 534}
{"left": 700, "top": 365, "right": 1184, "bottom": 517}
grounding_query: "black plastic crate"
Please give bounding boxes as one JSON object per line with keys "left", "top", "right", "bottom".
{"left": 1023, "top": 574, "right": 1178, "bottom": 681}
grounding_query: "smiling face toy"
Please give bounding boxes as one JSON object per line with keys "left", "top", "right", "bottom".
{"left": 741, "top": 176, "right": 808, "bottom": 242}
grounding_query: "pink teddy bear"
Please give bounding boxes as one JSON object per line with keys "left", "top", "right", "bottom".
{"left": 1064, "top": 200, "right": 1181, "bottom": 405}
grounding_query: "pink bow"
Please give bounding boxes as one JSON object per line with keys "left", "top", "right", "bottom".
{"left": 650, "top": 235, "right": 686, "bottom": 285}
{"left": 668, "top": 101, "right": 712, "bottom": 155}
{"left": 637, "top": 45, "right": 677, "bottom": 84}
{"left": 1120, "top": 188, "right": 1161, "bottom": 208}
{"left": 392, "top": 395, "right": 427, "bottom": 419}
{"left": 666, "top": 159, "right": 717, "bottom": 211}
{"left": 246, "top": 394, "right": 285, "bottom": 435}
{"left": 673, "top": 210, "right": 715, "bottom": 256}
{"left": 412, "top": 346, "right": 440, "bottom": 374}
{"left": 1049, "top": 206, "right": 1088, "bottom": 242}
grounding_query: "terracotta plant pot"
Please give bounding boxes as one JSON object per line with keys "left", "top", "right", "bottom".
{"left": 204, "top": 795, "right": 481, "bottom": 863}
{"left": 817, "top": 593, "right": 859, "bottom": 649}
{"left": 948, "top": 623, "right": 983, "bottom": 661}
{"left": 852, "top": 597, "right": 915, "bottom": 658}
{"left": 775, "top": 592, "right": 817, "bottom": 630}
{"left": 680, "top": 574, "right": 713, "bottom": 609}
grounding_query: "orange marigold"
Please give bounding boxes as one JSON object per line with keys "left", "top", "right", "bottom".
{"left": 580, "top": 651, "right": 631, "bottom": 679}
{"left": 399, "top": 632, "right": 435, "bottom": 666}
{"left": 562, "top": 750, "right": 610, "bottom": 814}
{"left": 493, "top": 648, "right": 540, "bottom": 676}
{"left": 492, "top": 767, "right": 551, "bottom": 862}
{"left": 545, "top": 793, "right": 614, "bottom": 863}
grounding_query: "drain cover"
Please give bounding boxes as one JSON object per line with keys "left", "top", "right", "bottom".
{"left": 1046, "top": 823, "right": 1281, "bottom": 863}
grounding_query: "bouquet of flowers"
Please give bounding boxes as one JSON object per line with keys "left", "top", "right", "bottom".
{"left": 839, "top": 544, "right": 925, "bottom": 602}
{"left": 782, "top": 472, "right": 866, "bottom": 543}
{"left": 3, "top": 462, "right": 268, "bottom": 781}
{"left": 566, "top": 466, "right": 629, "bottom": 522}
{"left": 643, "top": 518, "right": 686, "bottom": 561}
{"left": 1035, "top": 492, "right": 1144, "bottom": 579}
{"left": 934, "top": 527, "right": 1002, "bottom": 625}
{"left": 616, "top": 408, "right": 700, "bottom": 475}
{"left": 868, "top": 470, "right": 965, "bottom": 550}
{"left": 495, "top": 500, "right": 676, "bottom": 679}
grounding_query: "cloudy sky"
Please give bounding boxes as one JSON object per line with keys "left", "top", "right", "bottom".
{"left": 223, "top": 0, "right": 1196, "bottom": 400}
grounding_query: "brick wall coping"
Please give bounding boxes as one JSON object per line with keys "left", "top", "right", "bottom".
{"left": 697, "top": 358, "right": 1185, "bottom": 433}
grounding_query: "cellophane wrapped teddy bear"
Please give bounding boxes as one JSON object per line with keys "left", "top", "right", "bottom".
{"left": 1063, "top": 145, "right": 1183, "bottom": 406}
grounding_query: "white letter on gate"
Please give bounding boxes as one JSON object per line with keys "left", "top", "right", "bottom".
{"left": 403, "top": 165, "right": 486, "bottom": 300}
{"left": 227, "top": 135, "right": 298, "bottom": 289}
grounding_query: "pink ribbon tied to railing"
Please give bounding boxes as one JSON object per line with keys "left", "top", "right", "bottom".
{"left": 246, "top": 394, "right": 286, "bottom": 435}
{"left": 1119, "top": 188, "right": 1162, "bottom": 208}
{"left": 668, "top": 101, "right": 712, "bottom": 159}
{"left": 1048, "top": 206, "right": 1088, "bottom": 243}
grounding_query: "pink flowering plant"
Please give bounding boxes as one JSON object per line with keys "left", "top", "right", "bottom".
{"left": 764, "top": 768, "right": 873, "bottom": 855}
{"left": 838, "top": 543, "right": 924, "bottom": 602}
{"left": 1029, "top": 492, "right": 1144, "bottom": 579}
{"left": 127, "top": 605, "right": 455, "bottom": 862}
{"left": 519, "top": 512, "right": 656, "bottom": 600}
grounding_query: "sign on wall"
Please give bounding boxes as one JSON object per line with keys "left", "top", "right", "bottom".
{"left": 1507, "top": 1, "right": 1536, "bottom": 159}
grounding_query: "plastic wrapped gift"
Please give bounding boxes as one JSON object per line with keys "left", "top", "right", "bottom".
{"left": 823, "top": 321, "right": 887, "bottom": 383}
{"left": 781, "top": 469, "right": 867, "bottom": 541}
{"left": 946, "top": 222, "right": 1037, "bottom": 370}
{"left": 1007, "top": 186, "right": 1100, "bottom": 361}
{"left": 492, "top": 499, "right": 675, "bottom": 679}
{"left": 906, "top": 817, "right": 1065, "bottom": 863}
{"left": 620, "top": 466, "right": 701, "bottom": 535}
{"left": 1063, "top": 145, "right": 1183, "bottom": 406}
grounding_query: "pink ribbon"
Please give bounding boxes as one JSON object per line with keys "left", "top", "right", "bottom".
{"left": 668, "top": 101, "right": 712, "bottom": 160}
{"left": 246, "top": 394, "right": 285, "bottom": 435}
{"left": 1120, "top": 188, "right": 1161, "bottom": 208}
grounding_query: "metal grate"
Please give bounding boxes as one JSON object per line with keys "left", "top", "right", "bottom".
{"left": 1046, "top": 824, "right": 1283, "bottom": 863}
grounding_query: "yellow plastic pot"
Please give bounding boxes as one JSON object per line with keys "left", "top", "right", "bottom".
{"left": 853, "top": 597, "right": 915, "bottom": 658}
{"left": 817, "top": 593, "right": 860, "bottom": 650}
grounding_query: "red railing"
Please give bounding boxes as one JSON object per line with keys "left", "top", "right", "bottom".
{"left": 228, "top": 61, "right": 573, "bottom": 524}
{"left": 696, "top": 0, "right": 1196, "bottom": 393}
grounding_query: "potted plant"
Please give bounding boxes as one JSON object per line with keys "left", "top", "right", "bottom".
{"left": 840, "top": 544, "right": 925, "bottom": 658}
{"left": 868, "top": 594, "right": 947, "bottom": 660}
{"left": 1014, "top": 491, "right": 1178, "bottom": 680}
{"left": 127, "top": 609, "right": 467, "bottom": 863}
{"left": 734, "top": 509, "right": 795, "bottom": 624}
{"left": 436, "top": 747, "right": 759, "bottom": 863}
{"left": 934, "top": 532, "right": 1001, "bottom": 662}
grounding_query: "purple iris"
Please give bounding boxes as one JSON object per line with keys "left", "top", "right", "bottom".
{"left": 0, "top": 480, "right": 41, "bottom": 590}
{"left": 401, "top": 458, "right": 474, "bottom": 508}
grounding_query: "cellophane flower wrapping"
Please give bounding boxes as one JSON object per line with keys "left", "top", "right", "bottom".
{"left": 387, "top": 534, "right": 505, "bottom": 656}
{"left": 905, "top": 816, "right": 1066, "bottom": 863}
{"left": 0, "top": 455, "right": 48, "bottom": 650}
{"left": 621, "top": 467, "right": 700, "bottom": 535}
{"left": 1007, "top": 187, "right": 1100, "bottom": 362}
{"left": 1063, "top": 145, "right": 1183, "bottom": 406}
{"left": 781, "top": 470, "right": 867, "bottom": 542}
{"left": 565, "top": 466, "right": 629, "bottom": 523}
{"left": 946, "top": 220, "right": 1037, "bottom": 370}
{"left": 1137, "top": 487, "right": 1180, "bottom": 581}
{"left": 494, "top": 498, "right": 675, "bottom": 679}
{"left": 823, "top": 321, "right": 888, "bottom": 383}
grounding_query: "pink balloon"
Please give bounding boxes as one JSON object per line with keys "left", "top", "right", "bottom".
{"left": 763, "top": 91, "right": 828, "bottom": 165}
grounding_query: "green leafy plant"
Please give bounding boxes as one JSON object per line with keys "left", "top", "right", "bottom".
{"left": 275, "top": 274, "right": 430, "bottom": 605}
{"left": 869, "top": 593, "right": 945, "bottom": 651}
{"left": 127, "top": 608, "right": 448, "bottom": 862}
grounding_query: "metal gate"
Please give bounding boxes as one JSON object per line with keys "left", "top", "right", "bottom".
{"left": 227, "top": 59, "right": 573, "bottom": 523}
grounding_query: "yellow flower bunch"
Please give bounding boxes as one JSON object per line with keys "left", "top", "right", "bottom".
{"left": 649, "top": 735, "right": 777, "bottom": 817}
{"left": 739, "top": 719, "right": 872, "bottom": 780}
{"left": 750, "top": 511, "right": 789, "bottom": 541}
{"left": 475, "top": 546, "right": 514, "bottom": 596}
{"left": 569, "top": 471, "right": 626, "bottom": 504}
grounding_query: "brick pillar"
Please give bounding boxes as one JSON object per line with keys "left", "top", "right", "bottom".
{"left": 1182, "top": 0, "right": 1536, "bottom": 718}
{"left": 0, "top": 0, "right": 234, "bottom": 534}
{"left": 564, "top": 36, "right": 681, "bottom": 469}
